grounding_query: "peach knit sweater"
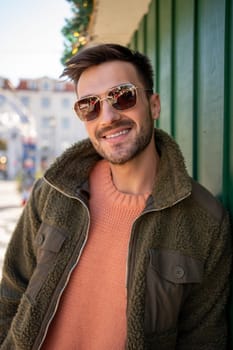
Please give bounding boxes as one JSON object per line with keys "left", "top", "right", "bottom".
{"left": 42, "top": 160, "right": 148, "bottom": 350}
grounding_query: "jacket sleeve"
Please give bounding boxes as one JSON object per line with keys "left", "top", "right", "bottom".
{"left": 177, "top": 211, "right": 232, "bottom": 350}
{"left": 0, "top": 179, "right": 43, "bottom": 346}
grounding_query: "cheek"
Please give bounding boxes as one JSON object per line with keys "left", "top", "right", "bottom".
{"left": 131, "top": 107, "right": 151, "bottom": 125}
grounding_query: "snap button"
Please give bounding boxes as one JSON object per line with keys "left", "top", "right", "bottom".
{"left": 37, "top": 234, "right": 44, "bottom": 245}
{"left": 175, "top": 265, "right": 185, "bottom": 279}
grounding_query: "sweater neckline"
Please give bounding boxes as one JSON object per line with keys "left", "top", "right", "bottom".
{"left": 90, "top": 160, "right": 150, "bottom": 209}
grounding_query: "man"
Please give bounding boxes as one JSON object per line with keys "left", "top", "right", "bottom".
{"left": 0, "top": 44, "right": 231, "bottom": 349}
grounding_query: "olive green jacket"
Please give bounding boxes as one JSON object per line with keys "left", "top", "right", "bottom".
{"left": 0, "top": 129, "right": 231, "bottom": 349}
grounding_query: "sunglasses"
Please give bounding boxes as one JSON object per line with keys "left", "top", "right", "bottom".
{"left": 74, "top": 83, "right": 152, "bottom": 122}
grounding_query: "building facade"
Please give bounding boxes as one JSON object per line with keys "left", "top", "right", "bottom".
{"left": 0, "top": 77, "right": 36, "bottom": 179}
{"left": 0, "top": 76, "right": 87, "bottom": 179}
{"left": 16, "top": 76, "right": 87, "bottom": 172}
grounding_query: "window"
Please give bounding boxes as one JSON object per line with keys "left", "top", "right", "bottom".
{"left": 20, "top": 96, "right": 30, "bottom": 107}
{"left": 0, "top": 95, "right": 6, "bottom": 106}
{"left": 41, "top": 81, "right": 51, "bottom": 91}
{"left": 61, "top": 98, "right": 70, "bottom": 108}
{"left": 41, "top": 97, "right": 51, "bottom": 108}
{"left": 28, "top": 80, "right": 37, "bottom": 90}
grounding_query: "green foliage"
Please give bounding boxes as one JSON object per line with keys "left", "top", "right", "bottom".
{"left": 61, "top": 0, "right": 93, "bottom": 65}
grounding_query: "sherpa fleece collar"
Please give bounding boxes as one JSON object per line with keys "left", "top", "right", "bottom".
{"left": 43, "top": 128, "right": 191, "bottom": 210}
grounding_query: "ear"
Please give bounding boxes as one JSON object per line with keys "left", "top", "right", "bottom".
{"left": 149, "top": 93, "right": 160, "bottom": 120}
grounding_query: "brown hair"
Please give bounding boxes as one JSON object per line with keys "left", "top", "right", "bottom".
{"left": 61, "top": 43, "right": 154, "bottom": 91}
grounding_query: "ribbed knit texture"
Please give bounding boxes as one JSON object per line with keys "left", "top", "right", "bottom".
{"left": 42, "top": 160, "right": 148, "bottom": 350}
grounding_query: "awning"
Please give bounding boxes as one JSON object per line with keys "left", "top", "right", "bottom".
{"left": 88, "top": 0, "right": 151, "bottom": 45}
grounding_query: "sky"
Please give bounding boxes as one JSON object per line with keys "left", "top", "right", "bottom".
{"left": 0, "top": 0, "right": 72, "bottom": 85}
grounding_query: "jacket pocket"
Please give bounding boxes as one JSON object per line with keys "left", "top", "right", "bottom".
{"left": 144, "top": 248, "right": 203, "bottom": 336}
{"left": 25, "top": 222, "right": 68, "bottom": 302}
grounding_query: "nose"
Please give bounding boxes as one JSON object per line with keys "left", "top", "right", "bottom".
{"left": 99, "top": 99, "right": 120, "bottom": 125}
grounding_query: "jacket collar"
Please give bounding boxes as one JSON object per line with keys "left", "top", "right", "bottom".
{"left": 44, "top": 128, "right": 191, "bottom": 209}
{"left": 149, "top": 129, "right": 191, "bottom": 209}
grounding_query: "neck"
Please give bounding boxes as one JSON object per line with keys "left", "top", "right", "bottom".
{"left": 109, "top": 140, "right": 159, "bottom": 195}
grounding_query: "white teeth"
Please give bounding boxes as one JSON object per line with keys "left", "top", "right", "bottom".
{"left": 105, "top": 129, "right": 129, "bottom": 139}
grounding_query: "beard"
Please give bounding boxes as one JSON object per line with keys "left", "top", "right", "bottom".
{"left": 91, "top": 116, "right": 154, "bottom": 165}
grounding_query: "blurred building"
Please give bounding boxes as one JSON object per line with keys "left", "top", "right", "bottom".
{"left": 0, "top": 77, "right": 36, "bottom": 179}
{"left": 16, "top": 76, "right": 87, "bottom": 172}
{"left": 0, "top": 76, "right": 87, "bottom": 179}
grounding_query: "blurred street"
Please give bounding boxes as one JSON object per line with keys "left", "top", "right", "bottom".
{"left": 0, "top": 180, "right": 23, "bottom": 277}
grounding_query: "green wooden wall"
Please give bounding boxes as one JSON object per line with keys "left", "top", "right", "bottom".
{"left": 129, "top": 0, "right": 233, "bottom": 344}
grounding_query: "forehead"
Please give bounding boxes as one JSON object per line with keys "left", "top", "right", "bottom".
{"left": 76, "top": 60, "right": 142, "bottom": 98}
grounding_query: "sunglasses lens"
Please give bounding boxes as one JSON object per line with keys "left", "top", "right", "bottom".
{"left": 110, "top": 85, "right": 136, "bottom": 110}
{"left": 74, "top": 84, "right": 137, "bottom": 121}
{"left": 75, "top": 96, "right": 100, "bottom": 121}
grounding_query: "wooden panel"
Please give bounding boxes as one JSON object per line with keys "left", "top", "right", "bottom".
{"left": 137, "top": 16, "right": 146, "bottom": 54}
{"left": 157, "top": 0, "right": 173, "bottom": 134}
{"left": 196, "top": 0, "right": 226, "bottom": 196}
{"left": 227, "top": 0, "right": 233, "bottom": 342}
{"left": 130, "top": 0, "right": 233, "bottom": 338}
{"left": 229, "top": 0, "right": 233, "bottom": 211}
{"left": 146, "top": 0, "right": 157, "bottom": 90}
{"left": 173, "top": 0, "right": 195, "bottom": 175}
{"left": 129, "top": 31, "right": 138, "bottom": 50}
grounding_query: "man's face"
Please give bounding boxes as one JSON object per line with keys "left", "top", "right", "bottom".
{"left": 76, "top": 60, "right": 160, "bottom": 165}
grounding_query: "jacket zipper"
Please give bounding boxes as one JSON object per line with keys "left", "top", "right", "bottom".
{"left": 36, "top": 178, "right": 91, "bottom": 350}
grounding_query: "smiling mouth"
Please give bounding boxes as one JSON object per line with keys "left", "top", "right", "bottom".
{"left": 97, "top": 120, "right": 134, "bottom": 139}
{"left": 104, "top": 129, "right": 130, "bottom": 139}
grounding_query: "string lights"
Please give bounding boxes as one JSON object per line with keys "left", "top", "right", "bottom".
{"left": 61, "top": 0, "right": 93, "bottom": 64}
